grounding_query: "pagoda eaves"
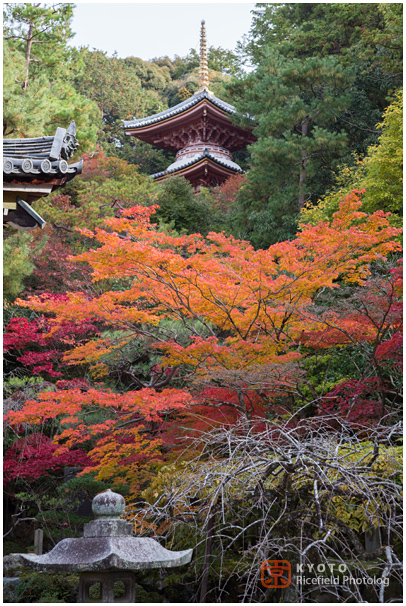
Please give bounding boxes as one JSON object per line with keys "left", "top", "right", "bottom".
{"left": 123, "top": 89, "right": 255, "bottom": 189}
{"left": 151, "top": 147, "right": 244, "bottom": 188}
{"left": 123, "top": 90, "right": 253, "bottom": 154}
{"left": 123, "top": 22, "right": 255, "bottom": 190}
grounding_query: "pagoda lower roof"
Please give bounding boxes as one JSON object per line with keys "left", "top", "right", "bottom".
{"left": 123, "top": 89, "right": 236, "bottom": 130}
{"left": 151, "top": 148, "right": 243, "bottom": 180}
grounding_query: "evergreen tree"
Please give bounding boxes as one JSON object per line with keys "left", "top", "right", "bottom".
{"left": 123, "top": 55, "right": 173, "bottom": 92}
{"left": 3, "top": 2, "right": 76, "bottom": 88}
{"left": 151, "top": 176, "right": 214, "bottom": 236}
{"left": 241, "top": 3, "right": 402, "bottom": 156}
{"left": 3, "top": 41, "right": 53, "bottom": 137}
{"left": 361, "top": 90, "right": 403, "bottom": 220}
{"left": 301, "top": 91, "right": 403, "bottom": 228}
{"left": 184, "top": 45, "right": 243, "bottom": 77}
{"left": 73, "top": 49, "right": 172, "bottom": 169}
{"left": 228, "top": 2, "right": 403, "bottom": 247}
{"left": 3, "top": 232, "right": 37, "bottom": 301}
{"left": 3, "top": 3, "right": 99, "bottom": 151}
{"left": 229, "top": 50, "right": 354, "bottom": 247}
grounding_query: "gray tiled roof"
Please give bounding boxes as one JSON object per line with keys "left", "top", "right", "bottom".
{"left": 4, "top": 121, "right": 79, "bottom": 160}
{"left": 3, "top": 121, "right": 83, "bottom": 180}
{"left": 123, "top": 90, "right": 237, "bottom": 129}
{"left": 3, "top": 136, "right": 55, "bottom": 158}
{"left": 3, "top": 157, "right": 83, "bottom": 179}
{"left": 151, "top": 148, "right": 244, "bottom": 179}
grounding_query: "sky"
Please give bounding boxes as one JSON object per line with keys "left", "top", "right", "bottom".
{"left": 69, "top": 2, "right": 257, "bottom": 62}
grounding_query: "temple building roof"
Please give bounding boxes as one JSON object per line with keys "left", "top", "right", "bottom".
{"left": 123, "top": 89, "right": 237, "bottom": 130}
{"left": 3, "top": 121, "right": 83, "bottom": 230}
{"left": 155, "top": 147, "right": 243, "bottom": 176}
{"left": 3, "top": 120, "right": 83, "bottom": 194}
{"left": 123, "top": 88, "right": 253, "bottom": 155}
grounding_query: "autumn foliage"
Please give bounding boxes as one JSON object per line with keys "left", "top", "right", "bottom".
{"left": 3, "top": 434, "right": 89, "bottom": 484}
{"left": 5, "top": 191, "right": 402, "bottom": 492}
{"left": 6, "top": 387, "right": 191, "bottom": 489}
{"left": 209, "top": 173, "right": 246, "bottom": 214}
{"left": 4, "top": 300, "right": 99, "bottom": 378}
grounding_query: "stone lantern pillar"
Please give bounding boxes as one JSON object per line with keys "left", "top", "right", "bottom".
{"left": 19, "top": 489, "right": 193, "bottom": 603}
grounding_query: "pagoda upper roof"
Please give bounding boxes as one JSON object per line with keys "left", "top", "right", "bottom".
{"left": 123, "top": 89, "right": 237, "bottom": 130}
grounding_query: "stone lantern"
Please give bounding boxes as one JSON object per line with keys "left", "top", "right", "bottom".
{"left": 19, "top": 489, "right": 193, "bottom": 603}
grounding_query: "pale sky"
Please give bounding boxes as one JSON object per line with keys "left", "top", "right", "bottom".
{"left": 70, "top": 2, "right": 258, "bottom": 62}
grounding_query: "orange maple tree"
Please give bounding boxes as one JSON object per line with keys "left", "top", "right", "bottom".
{"left": 6, "top": 191, "right": 401, "bottom": 491}
{"left": 7, "top": 387, "right": 191, "bottom": 489}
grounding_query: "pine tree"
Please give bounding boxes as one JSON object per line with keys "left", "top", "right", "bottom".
{"left": 3, "top": 3, "right": 76, "bottom": 88}
{"left": 230, "top": 50, "right": 354, "bottom": 246}
{"left": 3, "top": 3, "right": 99, "bottom": 150}
{"left": 300, "top": 91, "right": 403, "bottom": 228}
{"left": 3, "top": 232, "right": 36, "bottom": 301}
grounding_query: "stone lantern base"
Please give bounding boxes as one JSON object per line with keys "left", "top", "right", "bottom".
{"left": 78, "top": 571, "right": 136, "bottom": 603}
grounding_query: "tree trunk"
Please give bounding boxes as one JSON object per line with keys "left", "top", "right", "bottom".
{"left": 298, "top": 119, "right": 309, "bottom": 210}
{"left": 23, "top": 22, "right": 34, "bottom": 90}
{"left": 200, "top": 513, "right": 215, "bottom": 603}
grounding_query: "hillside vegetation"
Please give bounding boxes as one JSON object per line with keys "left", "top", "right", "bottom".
{"left": 3, "top": 3, "right": 403, "bottom": 603}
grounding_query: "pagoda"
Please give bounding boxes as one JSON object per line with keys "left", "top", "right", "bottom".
{"left": 123, "top": 21, "right": 255, "bottom": 191}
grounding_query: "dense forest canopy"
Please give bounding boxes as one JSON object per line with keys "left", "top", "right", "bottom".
{"left": 3, "top": 3, "right": 403, "bottom": 603}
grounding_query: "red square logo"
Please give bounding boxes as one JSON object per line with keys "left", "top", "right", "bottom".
{"left": 261, "top": 560, "right": 291, "bottom": 588}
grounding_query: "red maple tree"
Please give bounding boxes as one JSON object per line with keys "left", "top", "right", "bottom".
{"left": 6, "top": 191, "right": 402, "bottom": 491}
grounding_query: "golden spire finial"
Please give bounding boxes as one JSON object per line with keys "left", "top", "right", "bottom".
{"left": 199, "top": 19, "right": 209, "bottom": 91}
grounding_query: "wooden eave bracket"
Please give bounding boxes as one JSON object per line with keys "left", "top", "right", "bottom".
{"left": 16, "top": 196, "right": 46, "bottom": 229}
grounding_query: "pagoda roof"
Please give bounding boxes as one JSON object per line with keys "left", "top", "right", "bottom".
{"left": 123, "top": 22, "right": 255, "bottom": 188}
{"left": 151, "top": 149, "right": 244, "bottom": 189}
{"left": 151, "top": 147, "right": 243, "bottom": 180}
{"left": 124, "top": 89, "right": 255, "bottom": 155}
{"left": 123, "top": 89, "right": 237, "bottom": 130}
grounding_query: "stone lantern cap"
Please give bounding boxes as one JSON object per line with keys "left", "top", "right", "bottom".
{"left": 19, "top": 489, "right": 192, "bottom": 573}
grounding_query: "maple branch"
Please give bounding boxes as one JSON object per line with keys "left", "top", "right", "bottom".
{"left": 4, "top": 508, "right": 37, "bottom": 539}
{"left": 151, "top": 366, "right": 178, "bottom": 388}
{"left": 52, "top": 222, "right": 75, "bottom": 233}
